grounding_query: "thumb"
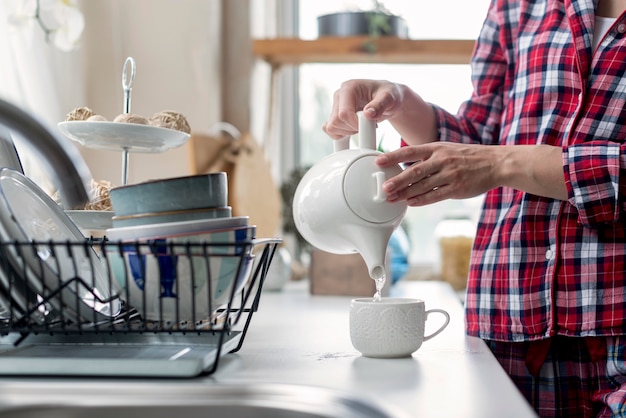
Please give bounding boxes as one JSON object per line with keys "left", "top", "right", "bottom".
{"left": 362, "top": 106, "right": 379, "bottom": 119}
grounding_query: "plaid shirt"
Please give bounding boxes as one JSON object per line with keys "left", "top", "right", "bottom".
{"left": 432, "top": 0, "right": 626, "bottom": 342}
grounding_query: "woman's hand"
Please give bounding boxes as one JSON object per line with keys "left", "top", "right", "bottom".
{"left": 376, "top": 142, "right": 500, "bottom": 206}
{"left": 376, "top": 142, "right": 568, "bottom": 206}
{"left": 322, "top": 79, "right": 438, "bottom": 144}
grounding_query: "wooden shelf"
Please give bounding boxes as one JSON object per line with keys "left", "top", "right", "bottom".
{"left": 253, "top": 37, "right": 475, "bottom": 66}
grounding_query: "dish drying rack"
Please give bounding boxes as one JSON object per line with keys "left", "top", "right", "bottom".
{"left": 0, "top": 237, "right": 280, "bottom": 378}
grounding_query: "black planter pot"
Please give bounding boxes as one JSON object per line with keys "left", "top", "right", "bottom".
{"left": 317, "top": 11, "right": 408, "bottom": 38}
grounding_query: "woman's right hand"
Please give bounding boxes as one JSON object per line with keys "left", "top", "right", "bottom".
{"left": 322, "top": 79, "right": 437, "bottom": 145}
{"left": 322, "top": 79, "right": 407, "bottom": 139}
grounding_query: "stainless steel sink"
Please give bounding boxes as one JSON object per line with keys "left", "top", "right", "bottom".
{"left": 0, "top": 382, "right": 410, "bottom": 418}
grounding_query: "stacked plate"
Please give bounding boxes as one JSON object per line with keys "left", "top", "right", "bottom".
{"left": 104, "top": 173, "right": 256, "bottom": 324}
{"left": 64, "top": 209, "right": 114, "bottom": 238}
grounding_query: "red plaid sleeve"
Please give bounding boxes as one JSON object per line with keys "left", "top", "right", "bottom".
{"left": 416, "top": 0, "right": 626, "bottom": 342}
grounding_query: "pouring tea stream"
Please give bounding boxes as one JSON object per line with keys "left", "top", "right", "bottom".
{"left": 292, "top": 112, "right": 407, "bottom": 283}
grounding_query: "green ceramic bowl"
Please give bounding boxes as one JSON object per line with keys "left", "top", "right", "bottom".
{"left": 109, "top": 173, "right": 227, "bottom": 217}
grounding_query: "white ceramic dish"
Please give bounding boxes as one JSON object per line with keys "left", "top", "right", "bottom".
{"left": 104, "top": 226, "right": 257, "bottom": 322}
{"left": 57, "top": 121, "right": 190, "bottom": 153}
{"left": 65, "top": 210, "right": 114, "bottom": 231}
{"left": 111, "top": 252, "right": 255, "bottom": 324}
{"left": 105, "top": 216, "right": 249, "bottom": 242}
{"left": 111, "top": 206, "right": 232, "bottom": 228}
{"left": 0, "top": 257, "right": 45, "bottom": 323}
{"left": 0, "top": 294, "right": 8, "bottom": 319}
{"left": 0, "top": 168, "right": 122, "bottom": 323}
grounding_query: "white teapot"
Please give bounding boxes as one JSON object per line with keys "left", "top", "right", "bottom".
{"left": 292, "top": 111, "right": 407, "bottom": 280}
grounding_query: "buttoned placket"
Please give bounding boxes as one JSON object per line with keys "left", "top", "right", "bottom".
{"left": 545, "top": 245, "right": 556, "bottom": 261}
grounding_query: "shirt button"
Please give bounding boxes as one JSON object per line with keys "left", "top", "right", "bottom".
{"left": 545, "top": 249, "right": 554, "bottom": 260}
{"left": 618, "top": 23, "right": 626, "bottom": 33}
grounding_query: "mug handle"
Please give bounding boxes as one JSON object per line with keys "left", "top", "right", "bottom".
{"left": 423, "top": 309, "right": 451, "bottom": 341}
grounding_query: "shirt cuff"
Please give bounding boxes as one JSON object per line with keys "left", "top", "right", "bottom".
{"left": 565, "top": 142, "right": 621, "bottom": 226}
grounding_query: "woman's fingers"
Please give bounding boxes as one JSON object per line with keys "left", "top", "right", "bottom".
{"left": 376, "top": 142, "right": 500, "bottom": 206}
{"left": 323, "top": 79, "right": 403, "bottom": 138}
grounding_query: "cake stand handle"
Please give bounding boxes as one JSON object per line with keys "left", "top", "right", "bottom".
{"left": 121, "top": 57, "right": 136, "bottom": 185}
{"left": 122, "top": 57, "right": 135, "bottom": 114}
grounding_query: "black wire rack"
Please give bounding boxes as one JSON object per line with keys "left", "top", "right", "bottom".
{"left": 0, "top": 237, "right": 281, "bottom": 377}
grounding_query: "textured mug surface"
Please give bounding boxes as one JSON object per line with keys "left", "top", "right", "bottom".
{"left": 349, "top": 297, "right": 450, "bottom": 358}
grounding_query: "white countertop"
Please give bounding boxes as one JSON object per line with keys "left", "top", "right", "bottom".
{"left": 0, "top": 279, "right": 537, "bottom": 418}
{"left": 211, "top": 279, "right": 537, "bottom": 418}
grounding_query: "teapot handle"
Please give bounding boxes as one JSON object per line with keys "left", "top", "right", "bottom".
{"left": 332, "top": 111, "right": 377, "bottom": 153}
{"left": 333, "top": 136, "right": 350, "bottom": 153}
{"left": 358, "top": 111, "right": 377, "bottom": 151}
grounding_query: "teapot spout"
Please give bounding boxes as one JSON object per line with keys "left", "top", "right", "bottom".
{"left": 367, "top": 263, "right": 386, "bottom": 280}
{"left": 349, "top": 226, "right": 394, "bottom": 280}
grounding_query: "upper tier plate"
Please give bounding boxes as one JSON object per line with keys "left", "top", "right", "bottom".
{"left": 57, "top": 121, "right": 190, "bottom": 153}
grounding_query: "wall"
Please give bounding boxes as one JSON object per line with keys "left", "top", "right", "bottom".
{"left": 78, "top": 0, "right": 223, "bottom": 186}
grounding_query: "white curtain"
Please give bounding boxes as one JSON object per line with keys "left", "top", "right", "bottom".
{"left": 0, "top": 0, "right": 235, "bottom": 190}
{"left": 0, "top": 0, "right": 224, "bottom": 188}
{"left": 0, "top": 0, "right": 85, "bottom": 191}
{"left": 0, "top": 0, "right": 84, "bottom": 125}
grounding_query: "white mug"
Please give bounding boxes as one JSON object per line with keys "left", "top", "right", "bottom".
{"left": 349, "top": 297, "right": 450, "bottom": 358}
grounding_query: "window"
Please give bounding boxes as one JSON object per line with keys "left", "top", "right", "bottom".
{"left": 294, "top": 1, "right": 490, "bottom": 273}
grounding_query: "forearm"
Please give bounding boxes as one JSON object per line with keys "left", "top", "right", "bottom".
{"left": 387, "top": 84, "right": 438, "bottom": 145}
{"left": 498, "top": 144, "right": 568, "bottom": 201}
{"left": 377, "top": 142, "right": 568, "bottom": 206}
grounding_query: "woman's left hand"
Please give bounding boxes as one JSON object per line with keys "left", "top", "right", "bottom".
{"left": 376, "top": 142, "right": 502, "bottom": 206}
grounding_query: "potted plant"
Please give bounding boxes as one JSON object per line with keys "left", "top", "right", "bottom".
{"left": 280, "top": 165, "right": 312, "bottom": 255}
{"left": 317, "top": 0, "right": 408, "bottom": 39}
{"left": 279, "top": 165, "right": 313, "bottom": 282}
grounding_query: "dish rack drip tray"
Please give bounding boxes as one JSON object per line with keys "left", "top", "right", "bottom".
{"left": 0, "top": 238, "right": 281, "bottom": 378}
{"left": 0, "top": 332, "right": 243, "bottom": 377}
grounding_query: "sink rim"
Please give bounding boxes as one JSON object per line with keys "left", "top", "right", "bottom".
{"left": 0, "top": 382, "right": 412, "bottom": 418}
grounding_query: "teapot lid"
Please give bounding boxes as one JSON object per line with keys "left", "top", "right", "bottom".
{"left": 343, "top": 155, "right": 407, "bottom": 223}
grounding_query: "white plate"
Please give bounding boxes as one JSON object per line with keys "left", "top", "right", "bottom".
{"left": 65, "top": 210, "right": 114, "bottom": 231}
{"left": 0, "top": 169, "right": 122, "bottom": 323}
{"left": 57, "top": 121, "right": 190, "bottom": 153}
{"left": 0, "top": 257, "right": 45, "bottom": 323}
{"left": 105, "top": 216, "right": 249, "bottom": 242}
